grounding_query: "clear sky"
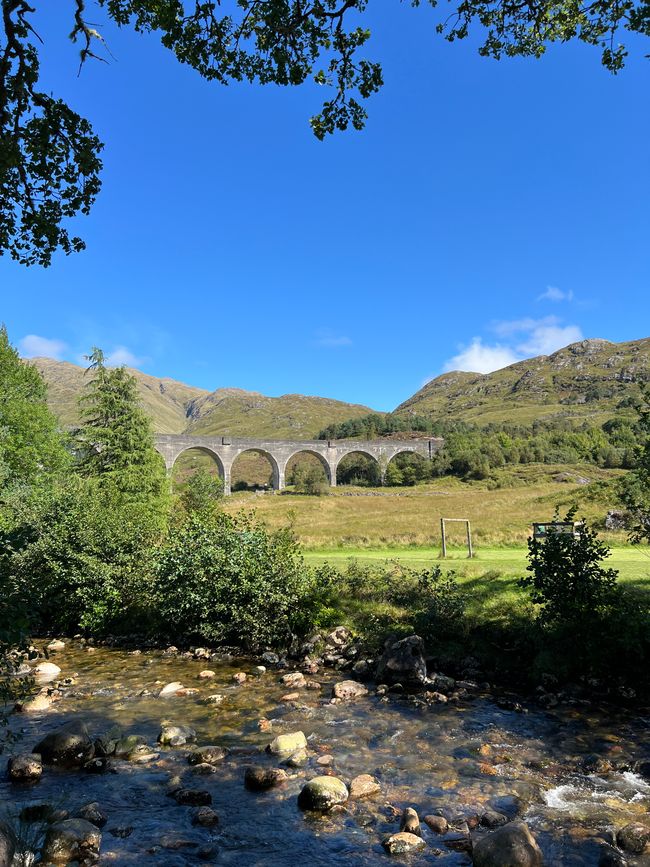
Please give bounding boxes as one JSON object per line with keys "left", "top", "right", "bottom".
{"left": 1, "top": 3, "right": 648, "bottom": 411}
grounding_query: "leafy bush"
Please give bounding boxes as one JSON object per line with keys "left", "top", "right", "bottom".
{"left": 153, "top": 511, "right": 320, "bottom": 649}
{"left": 179, "top": 468, "right": 224, "bottom": 514}
{"left": 411, "top": 566, "right": 466, "bottom": 644}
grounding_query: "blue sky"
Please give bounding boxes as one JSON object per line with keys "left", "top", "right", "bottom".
{"left": 1, "top": 3, "right": 648, "bottom": 411}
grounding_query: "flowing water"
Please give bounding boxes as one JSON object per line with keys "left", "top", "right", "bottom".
{"left": 2, "top": 643, "right": 650, "bottom": 865}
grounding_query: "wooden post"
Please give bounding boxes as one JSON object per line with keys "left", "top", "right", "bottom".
{"left": 466, "top": 520, "right": 473, "bottom": 558}
{"left": 441, "top": 518, "right": 447, "bottom": 558}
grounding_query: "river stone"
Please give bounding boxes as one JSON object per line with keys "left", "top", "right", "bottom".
{"left": 33, "top": 661, "right": 61, "bottom": 682}
{"left": 598, "top": 847, "right": 628, "bottom": 866}
{"left": 192, "top": 807, "right": 219, "bottom": 828}
{"left": 280, "top": 672, "right": 306, "bottom": 689}
{"left": 233, "top": 672, "right": 247, "bottom": 684}
{"left": 34, "top": 721, "right": 94, "bottom": 768}
{"left": 159, "top": 681, "right": 184, "bottom": 697}
{"left": 332, "top": 680, "right": 369, "bottom": 701}
{"left": 114, "top": 734, "right": 146, "bottom": 757}
{"left": 0, "top": 820, "right": 15, "bottom": 867}
{"left": 283, "top": 747, "right": 308, "bottom": 767}
{"left": 41, "top": 818, "right": 101, "bottom": 864}
{"left": 198, "top": 670, "right": 215, "bottom": 679}
{"left": 262, "top": 652, "right": 280, "bottom": 666}
{"left": 187, "top": 745, "right": 227, "bottom": 766}
{"left": 267, "top": 731, "right": 308, "bottom": 755}
{"left": 172, "top": 788, "right": 212, "bottom": 806}
{"left": 244, "top": 766, "right": 288, "bottom": 791}
{"left": 16, "top": 689, "right": 54, "bottom": 712}
{"left": 158, "top": 722, "right": 196, "bottom": 746}
{"left": 298, "top": 776, "right": 348, "bottom": 811}
{"left": 76, "top": 802, "right": 108, "bottom": 829}
{"left": 326, "top": 626, "right": 352, "bottom": 648}
{"left": 376, "top": 635, "right": 428, "bottom": 686}
{"left": 480, "top": 809, "right": 510, "bottom": 828}
{"left": 47, "top": 640, "right": 66, "bottom": 652}
{"left": 400, "top": 807, "right": 421, "bottom": 836}
{"left": 472, "top": 821, "right": 543, "bottom": 866}
{"left": 382, "top": 832, "right": 426, "bottom": 855}
{"left": 617, "top": 822, "right": 650, "bottom": 855}
{"left": 7, "top": 752, "right": 42, "bottom": 782}
{"left": 204, "top": 694, "right": 225, "bottom": 705}
{"left": 424, "top": 815, "right": 449, "bottom": 834}
{"left": 349, "top": 774, "right": 381, "bottom": 799}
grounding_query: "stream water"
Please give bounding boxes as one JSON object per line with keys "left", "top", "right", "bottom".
{"left": 2, "top": 643, "right": 649, "bottom": 865}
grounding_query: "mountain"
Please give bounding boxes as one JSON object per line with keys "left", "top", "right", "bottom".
{"left": 396, "top": 337, "right": 650, "bottom": 425}
{"left": 32, "top": 358, "right": 376, "bottom": 439}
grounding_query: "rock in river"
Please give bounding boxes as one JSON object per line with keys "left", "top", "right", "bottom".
{"left": 382, "top": 832, "right": 426, "bottom": 855}
{"left": 7, "top": 752, "right": 42, "bottom": 782}
{"left": 158, "top": 722, "right": 196, "bottom": 746}
{"left": 33, "top": 661, "right": 61, "bottom": 683}
{"left": 375, "top": 635, "right": 428, "bottom": 686}
{"left": 244, "top": 766, "right": 288, "bottom": 791}
{"left": 472, "top": 821, "right": 543, "bottom": 866}
{"left": 188, "top": 745, "right": 227, "bottom": 766}
{"left": 41, "top": 818, "right": 101, "bottom": 864}
{"left": 349, "top": 774, "right": 381, "bottom": 799}
{"left": 298, "top": 776, "right": 348, "bottom": 811}
{"left": 0, "top": 821, "right": 15, "bottom": 867}
{"left": 617, "top": 822, "right": 650, "bottom": 855}
{"left": 34, "top": 721, "right": 94, "bottom": 768}
{"left": 267, "top": 731, "right": 308, "bottom": 755}
{"left": 332, "top": 680, "right": 369, "bottom": 701}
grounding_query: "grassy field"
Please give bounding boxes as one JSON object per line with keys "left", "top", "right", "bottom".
{"left": 222, "top": 463, "right": 626, "bottom": 547}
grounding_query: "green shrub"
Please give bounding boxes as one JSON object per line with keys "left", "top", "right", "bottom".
{"left": 411, "top": 566, "right": 466, "bottom": 644}
{"left": 153, "top": 511, "right": 320, "bottom": 649}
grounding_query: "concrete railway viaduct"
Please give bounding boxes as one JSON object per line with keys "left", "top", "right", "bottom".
{"left": 154, "top": 434, "right": 444, "bottom": 496}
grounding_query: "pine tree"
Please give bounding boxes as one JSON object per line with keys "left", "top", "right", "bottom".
{"left": 77, "top": 348, "right": 168, "bottom": 516}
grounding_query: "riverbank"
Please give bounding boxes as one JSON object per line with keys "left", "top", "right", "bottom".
{"left": 3, "top": 639, "right": 650, "bottom": 866}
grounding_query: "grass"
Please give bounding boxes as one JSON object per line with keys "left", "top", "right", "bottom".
{"left": 222, "top": 463, "right": 627, "bottom": 547}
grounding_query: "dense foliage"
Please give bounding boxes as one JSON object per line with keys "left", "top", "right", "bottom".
{"left": 621, "top": 390, "right": 650, "bottom": 543}
{"left": 154, "top": 511, "right": 318, "bottom": 648}
{"left": 520, "top": 510, "right": 650, "bottom": 681}
{"left": 319, "top": 412, "right": 644, "bottom": 483}
{"left": 2, "top": 0, "right": 647, "bottom": 266}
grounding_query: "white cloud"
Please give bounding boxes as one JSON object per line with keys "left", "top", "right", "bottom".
{"left": 19, "top": 334, "right": 68, "bottom": 359}
{"left": 517, "top": 322, "right": 583, "bottom": 356}
{"left": 105, "top": 346, "right": 145, "bottom": 367}
{"left": 443, "top": 316, "right": 584, "bottom": 374}
{"left": 537, "top": 285, "right": 574, "bottom": 303}
{"left": 443, "top": 338, "right": 519, "bottom": 374}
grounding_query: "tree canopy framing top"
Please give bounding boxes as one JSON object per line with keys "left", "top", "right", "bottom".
{"left": 1, "top": 0, "right": 647, "bottom": 267}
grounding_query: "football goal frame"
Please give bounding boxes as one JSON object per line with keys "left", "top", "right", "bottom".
{"left": 440, "top": 518, "right": 474, "bottom": 558}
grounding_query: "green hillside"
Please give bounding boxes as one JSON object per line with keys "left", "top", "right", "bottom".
{"left": 33, "top": 358, "right": 376, "bottom": 439}
{"left": 396, "top": 337, "right": 650, "bottom": 425}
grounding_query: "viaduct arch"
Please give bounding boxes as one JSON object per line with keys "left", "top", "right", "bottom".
{"left": 155, "top": 435, "right": 444, "bottom": 495}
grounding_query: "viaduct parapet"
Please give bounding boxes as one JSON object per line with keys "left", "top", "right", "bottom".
{"left": 154, "top": 434, "right": 444, "bottom": 495}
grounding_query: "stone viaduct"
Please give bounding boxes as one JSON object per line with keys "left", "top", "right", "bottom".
{"left": 154, "top": 434, "right": 444, "bottom": 495}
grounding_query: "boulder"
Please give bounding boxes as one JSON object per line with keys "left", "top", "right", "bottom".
{"left": 34, "top": 721, "right": 94, "bottom": 768}
{"left": 382, "top": 832, "right": 426, "bottom": 855}
{"left": 113, "top": 734, "right": 146, "bottom": 757}
{"left": 280, "top": 672, "right": 306, "bottom": 689}
{"left": 41, "top": 818, "right": 101, "bottom": 864}
{"left": 192, "top": 807, "right": 219, "bottom": 828}
{"left": 159, "top": 681, "right": 184, "bottom": 697}
{"left": 158, "top": 722, "right": 196, "bottom": 747}
{"left": 232, "top": 672, "right": 247, "bottom": 684}
{"left": 16, "top": 689, "right": 53, "bottom": 712}
{"left": 326, "top": 626, "right": 352, "bottom": 648}
{"left": 33, "top": 661, "right": 61, "bottom": 682}
{"left": 198, "top": 670, "right": 215, "bottom": 679}
{"left": 332, "top": 680, "right": 369, "bottom": 701}
{"left": 75, "top": 803, "right": 107, "bottom": 829}
{"left": 267, "top": 731, "right": 308, "bottom": 755}
{"left": 472, "top": 821, "right": 543, "bottom": 866}
{"left": 187, "top": 745, "right": 227, "bottom": 766}
{"left": 480, "top": 809, "right": 510, "bottom": 829}
{"left": 47, "top": 640, "right": 66, "bottom": 652}
{"left": 298, "top": 776, "right": 349, "bottom": 811}
{"left": 400, "top": 807, "right": 421, "bottom": 836}
{"left": 204, "top": 694, "right": 225, "bottom": 705}
{"left": 617, "top": 823, "right": 650, "bottom": 855}
{"left": 244, "top": 766, "right": 288, "bottom": 791}
{"left": 349, "top": 774, "right": 381, "bottom": 799}
{"left": 424, "top": 815, "right": 449, "bottom": 834}
{"left": 375, "top": 635, "right": 428, "bottom": 686}
{"left": 7, "top": 752, "right": 42, "bottom": 782}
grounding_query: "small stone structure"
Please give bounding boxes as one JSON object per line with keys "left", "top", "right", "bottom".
{"left": 154, "top": 434, "right": 444, "bottom": 496}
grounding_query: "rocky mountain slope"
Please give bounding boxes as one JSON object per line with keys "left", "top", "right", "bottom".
{"left": 32, "top": 358, "right": 375, "bottom": 438}
{"left": 396, "top": 338, "right": 650, "bottom": 425}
